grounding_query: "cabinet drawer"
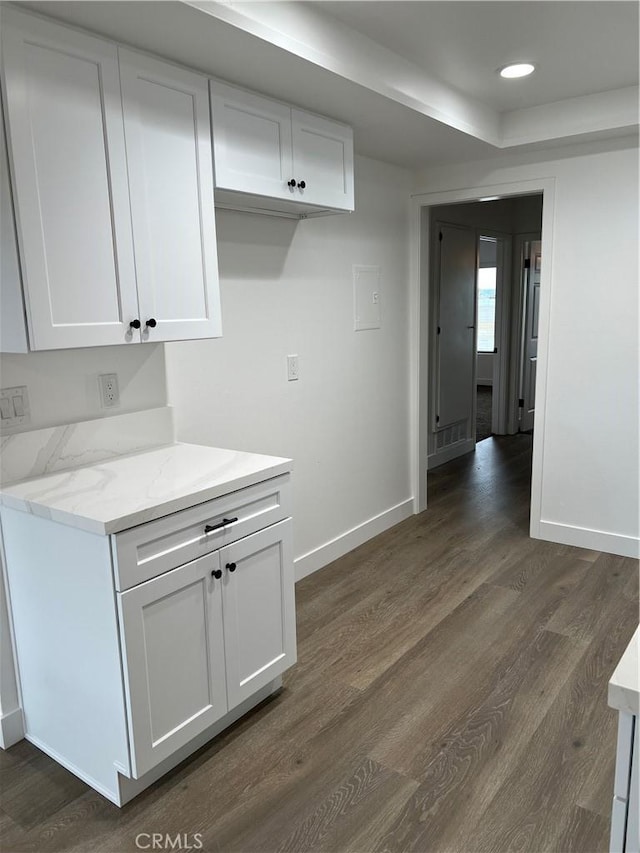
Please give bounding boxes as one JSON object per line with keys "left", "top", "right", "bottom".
{"left": 112, "top": 474, "right": 291, "bottom": 590}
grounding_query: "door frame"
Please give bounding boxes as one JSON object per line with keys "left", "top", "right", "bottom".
{"left": 409, "top": 177, "right": 556, "bottom": 543}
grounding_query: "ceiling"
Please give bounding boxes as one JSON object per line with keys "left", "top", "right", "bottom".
{"left": 316, "top": 1, "right": 639, "bottom": 112}
{"left": 13, "top": 1, "right": 639, "bottom": 171}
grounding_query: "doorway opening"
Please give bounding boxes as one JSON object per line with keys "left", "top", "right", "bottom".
{"left": 476, "top": 236, "right": 498, "bottom": 443}
{"left": 426, "top": 194, "right": 543, "bottom": 473}
{"left": 415, "top": 190, "right": 547, "bottom": 537}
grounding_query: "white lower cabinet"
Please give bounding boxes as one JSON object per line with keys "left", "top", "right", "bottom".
{"left": 221, "top": 521, "right": 296, "bottom": 707}
{"left": 119, "top": 519, "right": 295, "bottom": 779}
{"left": 118, "top": 551, "right": 228, "bottom": 779}
{"left": 0, "top": 478, "right": 296, "bottom": 805}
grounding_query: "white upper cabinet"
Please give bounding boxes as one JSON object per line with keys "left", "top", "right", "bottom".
{"left": 1, "top": 96, "right": 28, "bottom": 353}
{"left": 291, "top": 109, "right": 354, "bottom": 211}
{"left": 1, "top": 9, "right": 139, "bottom": 350}
{"left": 210, "top": 81, "right": 293, "bottom": 200}
{"left": 1, "top": 10, "right": 222, "bottom": 351}
{"left": 119, "top": 50, "right": 221, "bottom": 343}
{"left": 210, "top": 81, "right": 354, "bottom": 216}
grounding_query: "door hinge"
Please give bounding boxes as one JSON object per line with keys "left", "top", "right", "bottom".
{"left": 518, "top": 398, "right": 525, "bottom": 408}
{"left": 439, "top": 232, "right": 443, "bottom": 242}
{"left": 523, "top": 258, "right": 531, "bottom": 269}
{"left": 437, "top": 326, "right": 441, "bottom": 335}
{"left": 436, "top": 414, "right": 440, "bottom": 424}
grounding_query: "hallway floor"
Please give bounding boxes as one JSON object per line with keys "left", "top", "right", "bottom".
{"left": 1, "top": 435, "right": 638, "bottom": 853}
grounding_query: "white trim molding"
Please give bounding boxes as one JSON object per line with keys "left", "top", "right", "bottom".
{"left": 428, "top": 439, "right": 475, "bottom": 470}
{"left": 539, "top": 521, "right": 640, "bottom": 560}
{"left": 409, "top": 177, "right": 557, "bottom": 547}
{"left": 294, "top": 499, "right": 414, "bottom": 582}
{"left": 0, "top": 707, "right": 24, "bottom": 749}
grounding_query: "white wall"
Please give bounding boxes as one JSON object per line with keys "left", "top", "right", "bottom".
{"left": 0, "top": 345, "right": 167, "bottom": 433}
{"left": 417, "top": 137, "right": 640, "bottom": 557}
{"left": 166, "top": 156, "right": 413, "bottom": 576}
{"left": 476, "top": 353, "right": 494, "bottom": 385}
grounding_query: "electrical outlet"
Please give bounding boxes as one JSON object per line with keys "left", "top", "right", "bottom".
{"left": 287, "top": 355, "right": 299, "bottom": 382}
{"left": 99, "top": 373, "right": 120, "bottom": 408}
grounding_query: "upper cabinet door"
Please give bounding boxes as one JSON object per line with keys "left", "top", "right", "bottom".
{"left": 291, "top": 110, "right": 354, "bottom": 211}
{"left": 210, "top": 81, "right": 293, "bottom": 200}
{"left": 119, "top": 50, "right": 221, "bottom": 343}
{"left": 1, "top": 94, "right": 28, "bottom": 354}
{"left": 1, "top": 9, "right": 140, "bottom": 350}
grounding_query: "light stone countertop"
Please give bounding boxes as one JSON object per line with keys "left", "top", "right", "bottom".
{"left": 609, "top": 626, "right": 639, "bottom": 717}
{"left": 0, "top": 442, "right": 292, "bottom": 535}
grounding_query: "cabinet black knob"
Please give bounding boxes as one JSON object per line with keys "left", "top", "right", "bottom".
{"left": 211, "top": 569, "right": 222, "bottom": 579}
{"left": 226, "top": 562, "right": 237, "bottom": 573}
{"left": 298, "top": 180, "right": 306, "bottom": 189}
{"left": 129, "top": 319, "right": 141, "bottom": 330}
{"left": 288, "top": 179, "right": 297, "bottom": 188}
{"left": 145, "top": 318, "right": 157, "bottom": 328}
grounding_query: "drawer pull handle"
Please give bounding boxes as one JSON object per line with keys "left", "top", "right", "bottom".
{"left": 226, "top": 562, "right": 237, "bottom": 573}
{"left": 204, "top": 517, "right": 238, "bottom": 534}
{"left": 211, "top": 569, "right": 222, "bottom": 579}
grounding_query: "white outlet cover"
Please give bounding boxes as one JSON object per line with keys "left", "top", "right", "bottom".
{"left": 99, "top": 373, "right": 120, "bottom": 408}
{"left": 0, "top": 386, "right": 31, "bottom": 428}
{"left": 353, "top": 265, "right": 381, "bottom": 331}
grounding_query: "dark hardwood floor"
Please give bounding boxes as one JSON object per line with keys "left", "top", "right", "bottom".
{"left": 1, "top": 435, "right": 638, "bottom": 853}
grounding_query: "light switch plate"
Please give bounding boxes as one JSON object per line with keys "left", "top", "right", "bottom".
{"left": 0, "top": 386, "right": 30, "bottom": 428}
{"left": 287, "top": 355, "right": 299, "bottom": 381}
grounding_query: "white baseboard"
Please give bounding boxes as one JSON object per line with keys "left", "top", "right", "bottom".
{"left": 294, "top": 499, "right": 414, "bottom": 582}
{"left": 538, "top": 520, "right": 640, "bottom": 559}
{"left": 428, "top": 438, "right": 475, "bottom": 470}
{"left": 0, "top": 706, "right": 24, "bottom": 748}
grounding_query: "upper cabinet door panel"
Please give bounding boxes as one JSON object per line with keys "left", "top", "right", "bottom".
{"left": 210, "top": 81, "right": 293, "bottom": 199}
{"left": 291, "top": 110, "right": 354, "bottom": 211}
{"left": 1, "top": 9, "right": 139, "bottom": 350}
{"left": 1, "top": 95, "right": 28, "bottom": 354}
{"left": 120, "top": 50, "right": 221, "bottom": 343}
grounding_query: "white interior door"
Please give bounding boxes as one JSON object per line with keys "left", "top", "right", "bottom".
{"left": 210, "top": 81, "right": 293, "bottom": 199}
{"left": 519, "top": 241, "right": 541, "bottom": 432}
{"left": 120, "top": 49, "right": 221, "bottom": 343}
{"left": 434, "top": 223, "right": 477, "bottom": 452}
{"left": 220, "top": 519, "right": 296, "bottom": 708}
{"left": 1, "top": 9, "right": 139, "bottom": 350}
{"left": 291, "top": 109, "right": 354, "bottom": 210}
{"left": 118, "top": 552, "right": 228, "bottom": 778}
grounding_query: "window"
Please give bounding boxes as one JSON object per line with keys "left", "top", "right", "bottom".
{"left": 477, "top": 236, "right": 497, "bottom": 352}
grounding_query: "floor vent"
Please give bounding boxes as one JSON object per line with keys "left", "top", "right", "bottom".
{"left": 436, "top": 421, "right": 467, "bottom": 450}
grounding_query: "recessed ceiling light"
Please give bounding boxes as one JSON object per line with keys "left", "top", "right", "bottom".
{"left": 479, "top": 196, "right": 499, "bottom": 202}
{"left": 499, "top": 63, "right": 535, "bottom": 79}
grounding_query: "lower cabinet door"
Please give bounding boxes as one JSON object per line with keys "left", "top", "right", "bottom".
{"left": 118, "top": 552, "right": 228, "bottom": 778}
{"left": 220, "top": 519, "right": 296, "bottom": 707}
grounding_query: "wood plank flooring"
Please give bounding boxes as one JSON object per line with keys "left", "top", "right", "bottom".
{"left": 1, "top": 435, "right": 638, "bottom": 853}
